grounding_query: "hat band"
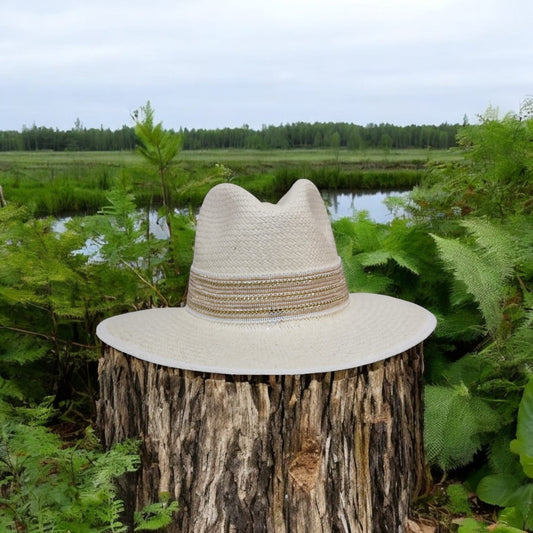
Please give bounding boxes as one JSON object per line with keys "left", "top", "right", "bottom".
{"left": 186, "top": 261, "right": 350, "bottom": 321}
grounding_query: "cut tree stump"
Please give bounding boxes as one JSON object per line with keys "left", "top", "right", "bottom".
{"left": 97, "top": 343, "right": 429, "bottom": 533}
{"left": 0, "top": 185, "right": 7, "bottom": 207}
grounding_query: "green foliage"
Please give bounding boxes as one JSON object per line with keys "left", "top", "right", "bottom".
{"left": 333, "top": 214, "right": 439, "bottom": 301}
{"left": 475, "top": 378, "right": 533, "bottom": 531}
{"left": 0, "top": 399, "right": 140, "bottom": 532}
{"left": 446, "top": 483, "right": 472, "bottom": 516}
{"left": 417, "top": 110, "right": 533, "bottom": 492}
{"left": 456, "top": 517, "right": 526, "bottom": 532}
{"left": 431, "top": 219, "right": 521, "bottom": 333}
{"left": 425, "top": 384, "right": 502, "bottom": 472}
{"left": 0, "top": 205, "right": 100, "bottom": 406}
{"left": 132, "top": 100, "right": 182, "bottom": 236}
{"left": 1, "top": 148, "right": 446, "bottom": 218}
{"left": 413, "top": 107, "right": 532, "bottom": 221}
{"left": 0, "top": 121, "right": 459, "bottom": 152}
{"left": 511, "top": 380, "right": 533, "bottom": 476}
{"left": 134, "top": 494, "right": 179, "bottom": 531}
{"left": 0, "top": 104, "right": 531, "bottom": 529}
{"left": 133, "top": 101, "right": 182, "bottom": 173}
{"left": 333, "top": 214, "right": 395, "bottom": 293}
{"left": 0, "top": 145, "right": 188, "bottom": 530}
{"left": 457, "top": 517, "right": 490, "bottom": 532}
{"left": 273, "top": 165, "right": 422, "bottom": 194}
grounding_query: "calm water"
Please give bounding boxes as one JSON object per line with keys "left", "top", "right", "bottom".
{"left": 142, "top": 189, "right": 410, "bottom": 236}
{"left": 53, "top": 189, "right": 410, "bottom": 254}
{"left": 321, "top": 189, "right": 409, "bottom": 223}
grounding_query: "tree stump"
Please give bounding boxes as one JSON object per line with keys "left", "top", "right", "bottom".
{"left": 96, "top": 343, "right": 428, "bottom": 533}
{"left": 0, "top": 185, "right": 7, "bottom": 207}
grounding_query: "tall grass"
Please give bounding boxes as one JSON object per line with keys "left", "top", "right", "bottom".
{"left": 0, "top": 149, "right": 456, "bottom": 215}
{"left": 272, "top": 167, "right": 422, "bottom": 195}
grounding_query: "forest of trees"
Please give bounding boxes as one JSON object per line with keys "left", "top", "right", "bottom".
{"left": 0, "top": 120, "right": 459, "bottom": 152}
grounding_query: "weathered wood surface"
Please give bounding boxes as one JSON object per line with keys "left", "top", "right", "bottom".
{"left": 97, "top": 344, "right": 428, "bottom": 533}
{"left": 0, "top": 185, "right": 6, "bottom": 207}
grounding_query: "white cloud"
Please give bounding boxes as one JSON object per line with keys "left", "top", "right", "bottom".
{"left": 1, "top": 0, "right": 532, "bottom": 130}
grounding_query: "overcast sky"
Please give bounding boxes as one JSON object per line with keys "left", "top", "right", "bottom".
{"left": 1, "top": 0, "right": 531, "bottom": 132}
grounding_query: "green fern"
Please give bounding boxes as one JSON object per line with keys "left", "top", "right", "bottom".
{"left": 431, "top": 219, "right": 519, "bottom": 333}
{"left": 425, "top": 384, "right": 503, "bottom": 472}
{"left": 433, "top": 308, "right": 483, "bottom": 341}
{"left": 134, "top": 495, "right": 179, "bottom": 531}
{"left": 461, "top": 220, "right": 518, "bottom": 277}
{"left": 333, "top": 214, "right": 394, "bottom": 292}
{"left": 0, "top": 400, "right": 142, "bottom": 532}
{"left": 0, "top": 377, "right": 24, "bottom": 401}
{"left": 488, "top": 433, "right": 525, "bottom": 480}
{"left": 507, "top": 292, "right": 533, "bottom": 356}
{"left": 332, "top": 214, "right": 431, "bottom": 295}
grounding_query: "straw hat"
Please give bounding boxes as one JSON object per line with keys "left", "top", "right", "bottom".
{"left": 96, "top": 179, "right": 436, "bottom": 374}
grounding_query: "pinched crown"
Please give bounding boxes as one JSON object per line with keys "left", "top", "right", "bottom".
{"left": 186, "top": 180, "right": 349, "bottom": 321}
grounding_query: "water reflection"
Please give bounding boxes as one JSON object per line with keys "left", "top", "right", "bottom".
{"left": 321, "top": 189, "right": 409, "bottom": 223}
{"left": 53, "top": 189, "right": 410, "bottom": 255}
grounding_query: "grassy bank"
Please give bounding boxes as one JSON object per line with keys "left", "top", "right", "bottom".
{"left": 0, "top": 148, "right": 461, "bottom": 216}
{"left": 0, "top": 147, "right": 461, "bottom": 166}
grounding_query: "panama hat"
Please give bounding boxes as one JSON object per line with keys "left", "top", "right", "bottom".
{"left": 96, "top": 179, "right": 436, "bottom": 375}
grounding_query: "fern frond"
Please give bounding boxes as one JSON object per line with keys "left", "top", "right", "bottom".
{"left": 508, "top": 292, "right": 533, "bottom": 357}
{"left": 341, "top": 255, "right": 392, "bottom": 293}
{"left": 0, "top": 377, "right": 24, "bottom": 401}
{"left": 441, "top": 353, "right": 497, "bottom": 388}
{"left": 0, "top": 333, "right": 49, "bottom": 364}
{"left": 433, "top": 309, "right": 483, "bottom": 341}
{"left": 425, "top": 384, "right": 503, "bottom": 472}
{"left": 90, "top": 439, "right": 141, "bottom": 489}
{"left": 388, "top": 250, "right": 420, "bottom": 274}
{"left": 432, "top": 234, "right": 504, "bottom": 332}
{"left": 134, "top": 499, "right": 179, "bottom": 531}
{"left": 462, "top": 219, "right": 518, "bottom": 280}
{"left": 358, "top": 249, "right": 392, "bottom": 267}
{"left": 488, "top": 432, "right": 525, "bottom": 478}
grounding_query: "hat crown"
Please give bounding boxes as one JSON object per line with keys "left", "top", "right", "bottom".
{"left": 191, "top": 179, "right": 339, "bottom": 276}
{"left": 187, "top": 180, "right": 349, "bottom": 322}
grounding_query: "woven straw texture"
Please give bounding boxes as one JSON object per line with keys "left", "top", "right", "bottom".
{"left": 96, "top": 179, "right": 436, "bottom": 374}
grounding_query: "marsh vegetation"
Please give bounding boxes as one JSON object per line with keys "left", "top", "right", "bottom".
{"left": 0, "top": 105, "right": 532, "bottom": 531}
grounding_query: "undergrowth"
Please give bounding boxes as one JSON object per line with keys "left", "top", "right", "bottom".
{"left": 0, "top": 103, "right": 532, "bottom": 531}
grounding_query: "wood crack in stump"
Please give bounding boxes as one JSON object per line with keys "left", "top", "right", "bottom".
{"left": 288, "top": 439, "right": 321, "bottom": 492}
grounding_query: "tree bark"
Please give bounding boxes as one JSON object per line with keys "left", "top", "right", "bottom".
{"left": 97, "top": 344, "right": 429, "bottom": 533}
{"left": 0, "top": 185, "right": 6, "bottom": 207}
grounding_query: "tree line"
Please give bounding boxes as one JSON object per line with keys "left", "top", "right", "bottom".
{"left": 0, "top": 120, "right": 459, "bottom": 152}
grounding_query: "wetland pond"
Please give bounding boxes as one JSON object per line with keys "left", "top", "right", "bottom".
{"left": 53, "top": 188, "right": 410, "bottom": 254}
{"left": 320, "top": 189, "right": 409, "bottom": 222}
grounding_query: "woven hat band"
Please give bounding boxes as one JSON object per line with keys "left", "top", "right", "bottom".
{"left": 186, "top": 261, "right": 350, "bottom": 322}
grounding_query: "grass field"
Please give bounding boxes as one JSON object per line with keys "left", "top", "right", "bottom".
{"left": 0, "top": 148, "right": 463, "bottom": 216}
{"left": 0, "top": 147, "right": 462, "bottom": 167}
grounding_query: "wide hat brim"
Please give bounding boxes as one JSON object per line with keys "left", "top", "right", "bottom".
{"left": 96, "top": 292, "right": 436, "bottom": 375}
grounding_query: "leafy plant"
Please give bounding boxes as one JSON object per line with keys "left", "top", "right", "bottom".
{"left": 424, "top": 384, "right": 502, "bottom": 473}
{"left": 132, "top": 100, "right": 182, "bottom": 239}
{"left": 457, "top": 517, "right": 525, "bottom": 532}
{"left": 333, "top": 213, "right": 440, "bottom": 303}
{"left": 446, "top": 483, "right": 472, "bottom": 516}
{"left": 0, "top": 205, "right": 99, "bottom": 406}
{"left": 431, "top": 219, "right": 521, "bottom": 334}
{"left": 476, "top": 377, "right": 533, "bottom": 531}
{"left": 0, "top": 398, "right": 140, "bottom": 532}
{"left": 422, "top": 190, "right": 532, "bottom": 477}
{"left": 134, "top": 493, "right": 179, "bottom": 531}
{"left": 411, "top": 106, "right": 532, "bottom": 223}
